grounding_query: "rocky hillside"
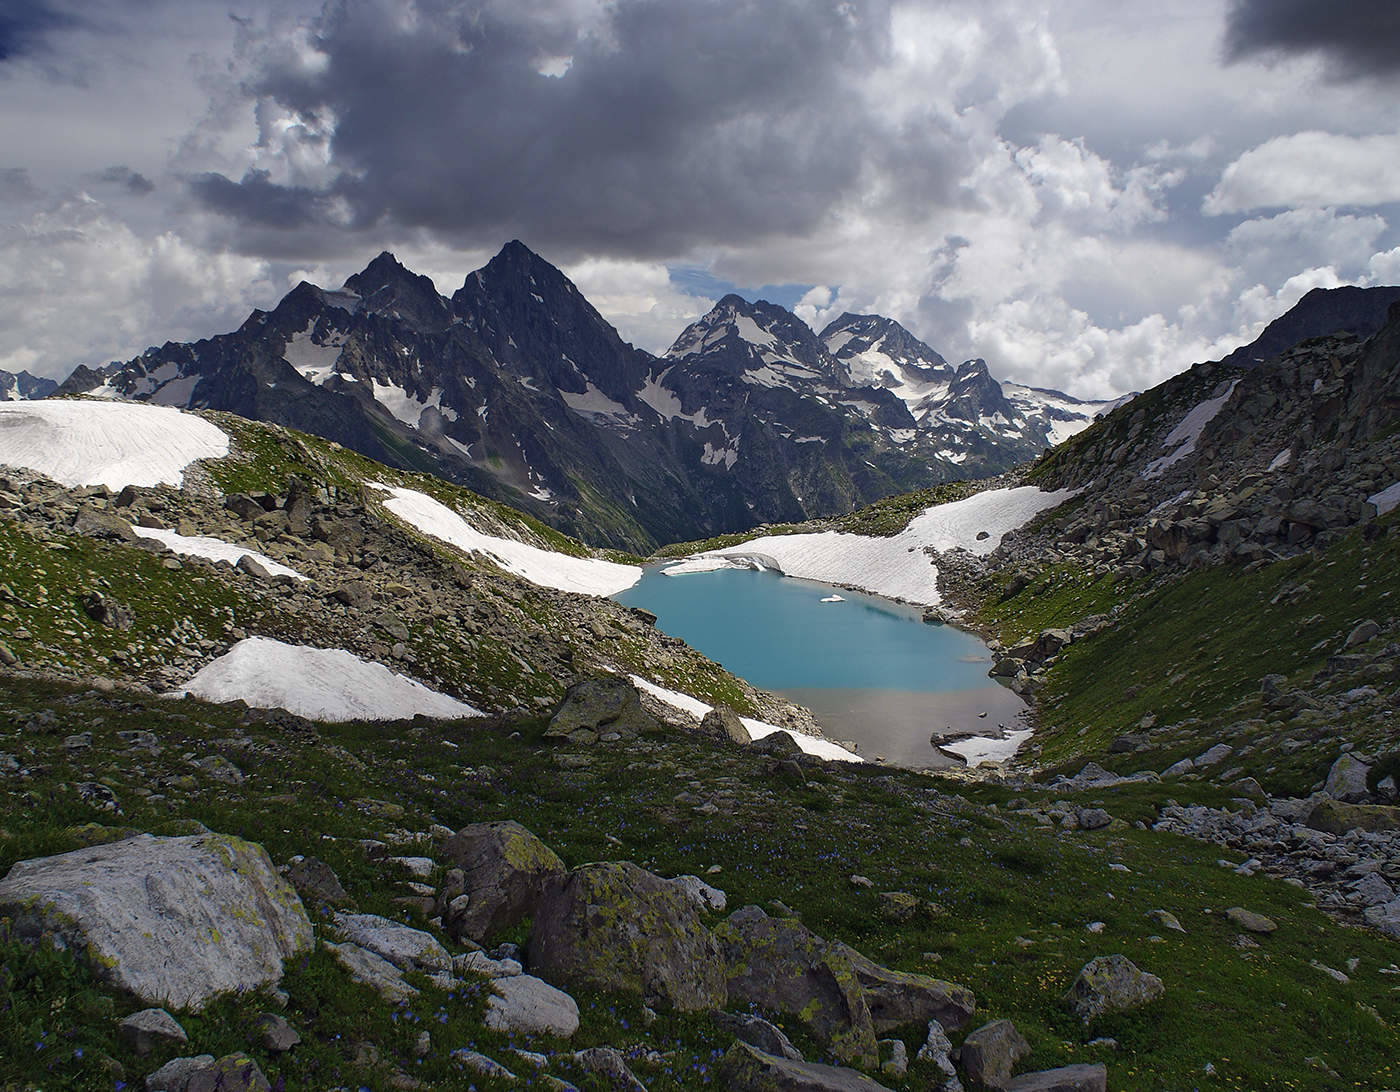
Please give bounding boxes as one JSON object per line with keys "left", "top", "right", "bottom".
{"left": 56, "top": 242, "right": 1106, "bottom": 553}
{"left": 0, "top": 368, "right": 57, "bottom": 401}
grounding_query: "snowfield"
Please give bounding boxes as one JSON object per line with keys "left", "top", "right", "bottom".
{"left": 1368, "top": 481, "right": 1400, "bottom": 517}
{"left": 629, "top": 676, "right": 862, "bottom": 763}
{"left": 1143, "top": 379, "right": 1241, "bottom": 479}
{"left": 0, "top": 399, "right": 229, "bottom": 489}
{"left": 941, "top": 727, "right": 1035, "bottom": 767}
{"left": 171, "top": 637, "right": 482, "bottom": 721}
{"left": 696, "top": 485, "right": 1077, "bottom": 606}
{"left": 130, "top": 527, "right": 307, "bottom": 581}
{"left": 377, "top": 485, "right": 642, "bottom": 596}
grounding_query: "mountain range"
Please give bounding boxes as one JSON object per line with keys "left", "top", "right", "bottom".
{"left": 53, "top": 242, "right": 1116, "bottom": 551}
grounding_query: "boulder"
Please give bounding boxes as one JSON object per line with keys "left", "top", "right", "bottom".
{"left": 1062, "top": 955, "right": 1164, "bottom": 1024}
{"left": 572, "top": 1046, "right": 649, "bottom": 1091}
{"left": 333, "top": 912, "right": 452, "bottom": 975}
{"left": 717, "top": 1041, "right": 894, "bottom": 1091}
{"left": 1363, "top": 898, "right": 1400, "bottom": 938}
{"left": 283, "top": 856, "right": 350, "bottom": 907}
{"left": 1306, "top": 799, "right": 1400, "bottom": 835}
{"left": 440, "top": 820, "right": 567, "bottom": 943}
{"left": 546, "top": 675, "right": 659, "bottom": 742}
{"left": 255, "top": 1013, "right": 301, "bottom": 1053}
{"left": 714, "top": 1011, "right": 804, "bottom": 1061}
{"left": 714, "top": 906, "right": 877, "bottom": 1067}
{"left": 484, "top": 974, "right": 580, "bottom": 1037}
{"left": 118, "top": 1008, "right": 188, "bottom": 1056}
{"left": 0, "top": 833, "right": 310, "bottom": 1010}
{"left": 145, "top": 1055, "right": 216, "bottom": 1092}
{"left": 1076, "top": 808, "right": 1111, "bottom": 831}
{"left": 960, "top": 1019, "right": 1030, "bottom": 1089}
{"left": 1006, "top": 1064, "right": 1108, "bottom": 1092}
{"left": 671, "top": 873, "right": 728, "bottom": 912}
{"left": 186, "top": 1054, "right": 272, "bottom": 1092}
{"left": 1344, "top": 619, "right": 1380, "bottom": 648}
{"left": 752, "top": 731, "right": 804, "bottom": 758}
{"left": 81, "top": 591, "right": 134, "bottom": 630}
{"left": 529, "top": 860, "right": 726, "bottom": 1012}
{"left": 831, "top": 941, "right": 975, "bottom": 1033}
{"left": 913, "top": 1019, "right": 961, "bottom": 1090}
{"left": 1225, "top": 907, "right": 1277, "bottom": 935}
{"left": 1323, "top": 753, "right": 1372, "bottom": 803}
{"left": 323, "top": 940, "right": 416, "bottom": 1002}
{"left": 702, "top": 704, "right": 752, "bottom": 745}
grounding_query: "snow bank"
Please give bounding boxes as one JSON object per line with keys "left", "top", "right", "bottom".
{"left": 0, "top": 400, "right": 228, "bottom": 489}
{"left": 1143, "top": 380, "right": 1240, "bottom": 479}
{"left": 1368, "top": 481, "right": 1400, "bottom": 517}
{"left": 629, "top": 675, "right": 862, "bottom": 763}
{"left": 941, "top": 727, "right": 1034, "bottom": 768}
{"left": 700, "top": 486, "right": 1076, "bottom": 607}
{"left": 130, "top": 527, "right": 307, "bottom": 581}
{"left": 377, "top": 485, "right": 641, "bottom": 596}
{"left": 660, "top": 557, "right": 748, "bottom": 577}
{"left": 171, "top": 637, "right": 481, "bottom": 721}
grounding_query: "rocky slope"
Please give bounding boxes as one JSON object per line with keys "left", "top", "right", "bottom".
{"left": 56, "top": 242, "right": 1105, "bottom": 553}
{"left": 0, "top": 368, "right": 57, "bottom": 400}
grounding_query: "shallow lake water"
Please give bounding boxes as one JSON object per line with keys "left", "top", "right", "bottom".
{"left": 613, "top": 566, "right": 1029, "bottom": 768}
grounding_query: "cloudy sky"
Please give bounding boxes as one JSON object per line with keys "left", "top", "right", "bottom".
{"left": 3, "top": 0, "right": 1399, "bottom": 398}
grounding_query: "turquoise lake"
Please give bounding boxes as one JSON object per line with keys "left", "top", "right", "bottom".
{"left": 613, "top": 566, "right": 1028, "bottom": 767}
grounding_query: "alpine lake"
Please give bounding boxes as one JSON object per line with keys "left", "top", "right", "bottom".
{"left": 613, "top": 564, "right": 1029, "bottom": 768}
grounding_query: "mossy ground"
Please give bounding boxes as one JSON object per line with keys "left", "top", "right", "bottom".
{"left": 2, "top": 676, "right": 1398, "bottom": 1090}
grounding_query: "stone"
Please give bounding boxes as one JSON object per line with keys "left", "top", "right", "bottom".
{"left": 546, "top": 675, "right": 658, "bottom": 741}
{"left": 529, "top": 860, "right": 726, "bottom": 1012}
{"left": 716, "top": 1041, "right": 894, "bottom": 1091}
{"left": 1195, "top": 744, "right": 1233, "bottom": 768}
{"left": 751, "top": 731, "right": 803, "bottom": 758}
{"left": 714, "top": 1011, "right": 804, "bottom": 1061}
{"left": 0, "top": 833, "right": 311, "bottom": 1010}
{"left": 333, "top": 912, "right": 452, "bottom": 974}
{"left": 331, "top": 580, "right": 374, "bottom": 609}
{"left": 1077, "top": 808, "right": 1111, "bottom": 831}
{"left": 186, "top": 1054, "right": 272, "bottom": 1092}
{"left": 1323, "top": 753, "right": 1373, "bottom": 803}
{"left": 0, "top": 639, "right": 16, "bottom": 666}
{"left": 255, "top": 1013, "right": 301, "bottom": 1053}
{"left": 118, "top": 1008, "right": 188, "bottom": 1056}
{"left": 702, "top": 704, "right": 752, "bottom": 745}
{"left": 194, "top": 755, "right": 244, "bottom": 785}
{"left": 450, "top": 1050, "right": 517, "bottom": 1082}
{"left": 671, "top": 873, "right": 727, "bottom": 912}
{"left": 1225, "top": 907, "right": 1277, "bottom": 934}
{"left": 1307, "top": 799, "right": 1400, "bottom": 835}
{"left": 572, "top": 1047, "right": 649, "bottom": 1091}
{"left": 714, "top": 905, "right": 877, "bottom": 1067}
{"left": 456, "top": 950, "right": 523, "bottom": 977}
{"left": 914, "top": 1019, "right": 961, "bottom": 1091}
{"left": 283, "top": 856, "right": 350, "bottom": 906}
{"left": 81, "top": 591, "right": 134, "bottom": 630}
{"left": 323, "top": 940, "right": 416, "bottom": 1002}
{"left": 1006, "top": 1064, "right": 1108, "bottom": 1092}
{"left": 1146, "top": 909, "right": 1186, "bottom": 933}
{"left": 832, "top": 941, "right": 976, "bottom": 1034}
{"left": 73, "top": 508, "right": 137, "bottom": 542}
{"left": 1063, "top": 955, "right": 1164, "bottom": 1024}
{"left": 879, "top": 1039, "right": 908, "bottom": 1078}
{"left": 959, "top": 1019, "right": 1030, "bottom": 1090}
{"left": 1362, "top": 898, "right": 1400, "bottom": 938}
{"left": 235, "top": 555, "right": 272, "bottom": 581}
{"left": 1162, "top": 758, "right": 1195, "bottom": 778}
{"left": 1344, "top": 619, "right": 1380, "bottom": 648}
{"left": 145, "top": 1055, "right": 216, "bottom": 1092}
{"left": 441, "top": 820, "right": 567, "bottom": 943}
{"left": 877, "top": 891, "right": 920, "bottom": 922}
{"left": 484, "top": 973, "right": 581, "bottom": 1038}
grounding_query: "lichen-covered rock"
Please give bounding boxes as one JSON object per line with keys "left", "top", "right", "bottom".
{"left": 831, "top": 942, "right": 976, "bottom": 1034}
{"left": 186, "top": 1053, "right": 272, "bottom": 1092}
{"left": 282, "top": 856, "right": 350, "bottom": 907}
{"left": 484, "top": 974, "right": 580, "bottom": 1037}
{"left": 716, "top": 1040, "right": 893, "bottom": 1091}
{"left": 145, "top": 1054, "right": 215, "bottom": 1092}
{"left": 714, "top": 905, "right": 877, "bottom": 1068}
{"left": 572, "top": 1046, "right": 649, "bottom": 1091}
{"left": 333, "top": 912, "right": 452, "bottom": 975}
{"left": 1306, "top": 799, "right": 1400, "bottom": 835}
{"left": 118, "top": 1008, "right": 187, "bottom": 1056}
{"left": 529, "top": 860, "right": 725, "bottom": 1012}
{"left": 960, "top": 1019, "right": 1030, "bottom": 1089}
{"left": 714, "top": 1011, "right": 804, "bottom": 1061}
{"left": 1225, "top": 907, "right": 1277, "bottom": 934}
{"left": 1324, "top": 753, "right": 1372, "bottom": 803}
{"left": 701, "top": 704, "right": 751, "bottom": 746}
{"left": 323, "top": 940, "right": 417, "bottom": 1002}
{"left": 1006, "top": 1063, "right": 1108, "bottom": 1092}
{"left": 1062, "top": 955, "right": 1164, "bottom": 1024}
{"left": 0, "top": 833, "right": 311, "bottom": 1010}
{"left": 441, "top": 820, "right": 567, "bottom": 943}
{"left": 545, "top": 675, "right": 659, "bottom": 742}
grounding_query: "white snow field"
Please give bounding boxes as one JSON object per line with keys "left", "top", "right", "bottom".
{"left": 630, "top": 676, "right": 862, "bottom": 763}
{"left": 1143, "top": 379, "right": 1241, "bottom": 479}
{"left": 0, "top": 399, "right": 229, "bottom": 489}
{"left": 171, "top": 637, "right": 482, "bottom": 721}
{"left": 941, "top": 727, "right": 1035, "bottom": 767}
{"left": 1368, "top": 481, "right": 1400, "bottom": 516}
{"left": 695, "top": 485, "right": 1077, "bottom": 606}
{"left": 377, "top": 485, "right": 642, "bottom": 596}
{"left": 130, "top": 527, "right": 307, "bottom": 581}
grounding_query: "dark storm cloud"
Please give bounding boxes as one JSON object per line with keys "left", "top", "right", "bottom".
{"left": 97, "top": 165, "right": 155, "bottom": 194}
{"left": 0, "top": 2, "right": 76, "bottom": 62}
{"left": 1225, "top": 0, "right": 1400, "bottom": 80}
{"left": 191, "top": 0, "right": 970, "bottom": 259}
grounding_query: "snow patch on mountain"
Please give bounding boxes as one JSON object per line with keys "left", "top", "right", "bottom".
{"left": 1143, "top": 379, "right": 1241, "bottom": 479}
{"left": 0, "top": 400, "right": 228, "bottom": 489}
{"left": 628, "top": 675, "right": 862, "bottom": 763}
{"left": 377, "top": 484, "right": 642, "bottom": 596}
{"left": 702, "top": 485, "right": 1077, "bottom": 606}
{"left": 1368, "top": 481, "right": 1400, "bottom": 516}
{"left": 171, "top": 637, "right": 481, "bottom": 721}
{"left": 560, "top": 382, "right": 634, "bottom": 426}
{"left": 284, "top": 326, "right": 344, "bottom": 384}
{"left": 131, "top": 527, "right": 307, "bottom": 581}
{"left": 371, "top": 381, "right": 445, "bottom": 429}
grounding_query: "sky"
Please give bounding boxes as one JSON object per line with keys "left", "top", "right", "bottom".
{"left": 2, "top": 0, "right": 1399, "bottom": 399}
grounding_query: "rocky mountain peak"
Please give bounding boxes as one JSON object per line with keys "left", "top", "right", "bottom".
{"left": 1219, "top": 284, "right": 1400, "bottom": 369}
{"left": 820, "top": 313, "right": 950, "bottom": 391}
{"left": 0, "top": 368, "right": 59, "bottom": 401}
{"left": 341, "top": 250, "right": 453, "bottom": 331}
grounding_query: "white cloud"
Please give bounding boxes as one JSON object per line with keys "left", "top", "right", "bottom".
{"left": 1205, "top": 131, "right": 1400, "bottom": 214}
{"left": 1366, "top": 246, "right": 1400, "bottom": 285}
{"left": 561, "top": 257, "right": 713, "bottom": 354}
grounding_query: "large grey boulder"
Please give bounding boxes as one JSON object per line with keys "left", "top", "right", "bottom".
{"left": 831, "top": 941, "right": 975, "bottom": 1033}
{"left": 714, "top": 1011, "right": 804, "bottom": 1061}
{"left": 441, "top": 820, "right": 567, "bottom": 943}
{"left": 701, "top": 704, "right": 752, "bottom": 745}
{"left": 332, "top": 912, "right": 452, "bottom": 976}
{"left": 0, "top": 833, "right": 311, "bottom": 1010}
{"left": 1007, "top": 1064, "right": 1108, "bottom": 1092}
{"left": 717, "top": 1041, "right": 894, "bottom": 1091}
{"left": 1062, "top": 955, "right": 1164, "bottom": 1024}
{"left": 714, "top": 906, "right": 877, "bottom": 1068}
{"left": 546, "top": 675, "right": 660, "bottom": 743}
{"left": 323, "top": 940, "right": 416, "bottom": 1002}
{"left": 1323, "top": 753, "right": 1372, "bottom": 803}
{"left": 1363, "top": 898, "right": 1400, "bottom": 938}
{"left": 119, "top": 1008, "right": 188, "bottom": 1055}
{"left": 529, "top": 860, "right": 726, "bottom": 1012}
{"left": 484, "top": 974, "right": 580, "bottom": 1037}
{"left": 960, "top": 1019, "right": 1030, "bottom": 1089}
